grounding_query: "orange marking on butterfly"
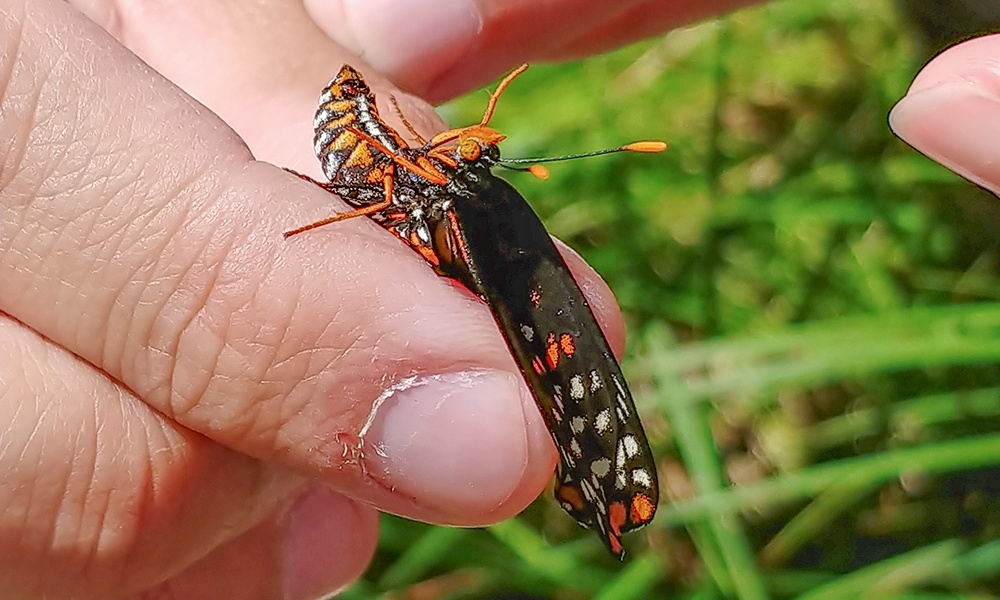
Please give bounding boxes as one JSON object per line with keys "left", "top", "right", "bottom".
{"left": 608, "top": 501, "right": 626, "bottom": 555}
{"left": 532, "top": 355, "right": 546, "bottom": 375}
{"left": 545, "top": 332, "right": 560, "bottom": 369}
{"left": 345, "top": 142, "right": 375, "bottom": 168}
{"left": 559, "top": 333, "right": 576, "bottom": 358}
{"left": 412, "top": 239, "right": 440, "bottom": 266}
{"left": 556, "top": 484, "right": 585, "bottom": 510}
{"left": 630, "top": 493, "right": 657, "bottom": 525}
{"left": 365, "top": 166, "right": 384, "bottom": 184}
{"left": 325, "top": 112, "right": 355, "bottom": 129}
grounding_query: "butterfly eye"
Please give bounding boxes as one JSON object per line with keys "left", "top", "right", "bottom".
{"left": 459, "top": 138, "right": 482, "bottom": 162}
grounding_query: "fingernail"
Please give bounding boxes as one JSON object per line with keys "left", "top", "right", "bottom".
{"left": 889, "top": 75, "right": 1000, "bottom": 192}
{"left": 361, "top": 370, "right": 535, "bottom": 517}
{"left": 342, "top": 0, "right": 482, "bottom": 81}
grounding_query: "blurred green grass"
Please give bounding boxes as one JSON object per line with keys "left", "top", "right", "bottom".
{"left": 339, "top": 0, "right": 1000, "bottom": 598}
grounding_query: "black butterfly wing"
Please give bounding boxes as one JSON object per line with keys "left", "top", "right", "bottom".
{"left": 432, "top": 174, "right": 659, "bottom": 557}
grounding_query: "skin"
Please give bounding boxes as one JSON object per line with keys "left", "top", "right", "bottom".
{"left": 888, "top": 34, "right": 1000, "bottom": 198}
{"left": 0, "top": 0, "right": 988, "bottom": 598}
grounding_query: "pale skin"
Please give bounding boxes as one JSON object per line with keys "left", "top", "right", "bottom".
{"left": 0, "top": 1, "right": 992, "bottom": 598}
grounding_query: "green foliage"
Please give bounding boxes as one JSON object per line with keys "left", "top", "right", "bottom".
{"left": 341, "top": 0, "right": 1000, "bottom": 597}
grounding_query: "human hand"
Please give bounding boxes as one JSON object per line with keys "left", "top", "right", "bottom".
{"left": 1, "top": 1, "right": 745, "bottom": 598}
{"left": 890, "top": 34, "right": 1000, "bottom": 196}
{"left": 297, "top": 0, "right": 756, "bottom": 101}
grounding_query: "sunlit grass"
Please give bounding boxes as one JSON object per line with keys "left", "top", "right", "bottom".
{"left": 340, "top": 0, "right": 1000, "bottom": 597}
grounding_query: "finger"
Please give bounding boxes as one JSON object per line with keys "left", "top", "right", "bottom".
{"left": 66, "top": 0, "right": 631, "bottom": 341}
{"left": 302, "top": 0, "right": 756, "bottom": 101}
{"left": 68, "top": 0, "right": 359, "bottom": 174}
{"left": 132, "top": 486, "right": 377, "bottom": 600}
{"left": 889, "top": 34, "right": 1000, "bottom": 194}
{"left": 67, "top": 4, "right": 632, "bottom": 400}
{"left": 68, "top": 0, "right": 449, "bottom": 179}
{"left": 61, "top": 0, "right": 630, "bottom": 519}
{"left": 546, "top": 0, "right": 755, "bottom": 64}
{"left": 0, "top": 315, "right": 317, "bottom": 598}
{"left": 3, "top": 0, "right": 554, "bottom": 526}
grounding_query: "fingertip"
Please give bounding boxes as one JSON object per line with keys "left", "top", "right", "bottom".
{"left": 281, "top": 487, "right": 379, "bottom": 599}
{"left": 304, "top": 0, "right": 483, "bottom": 94}
{"left": 905, "top": 34, "right": 1000, "bottom": 94}
{"left": 359, "top": 369, "right": 556, "bottom": 525}
{"left": 890, "top": 34, "right": 1000, "bottom": 193}
{"left": 141, "top": 486, "right": 379, "bottom": 600}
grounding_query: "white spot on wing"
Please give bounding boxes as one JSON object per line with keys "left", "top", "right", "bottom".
{"left": 615, "top": 458, "right": 628, "bottom": 489}
{"left": 569, "top": 374, "right": 585, "bottom": 400}
{"left": 520, "top": 324, "right": 534, "bottom": 341}
{"left": 594, "top": 408, "right": 612, "bottom": 434}
{"left": 570, "top": 438, "right": 582, "bottom": 458}
{"left": 558, "top": 443, "right": 576, "bottom": 468}
{"left": 591, "top": 457, "right": 612, "bottom": 478}
{"left": 570, "top": 416, "right": 585, "bottom": 434}
{"left": 631, "top": 468, "right": 653, "bottom": 488}
{"left": 622, "top": 434, "right": 640, "bottom": 459}
{"left": 589, "top": 369, "right": 604, "bottom": 392}
{"left": 611, "top": 372, "right": 627, "bottom": 398}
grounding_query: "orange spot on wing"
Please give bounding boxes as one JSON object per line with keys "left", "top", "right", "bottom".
{"left": 545, "top": 332, "right": 560, "bottom": 369}
{"left": 556, "top": 484, "right": 585, "bottom": 510}
{"left": 630, "top": 493, "right": 657, "bottom": 525}
{"left": 609, "top": 535, "right": 623, "bottom": 557}
{"left": 559, "top": 333, "right": 576, "bottom": 358}
{"left": 609, "top": 501, "right": 626, "bottom": 536}
{"left": 608, "top": 501, "right": 626, "bottom": 556}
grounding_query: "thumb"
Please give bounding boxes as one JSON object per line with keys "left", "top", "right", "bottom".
{"left": 0, "top": 0, "right": 555, "bottom": 526}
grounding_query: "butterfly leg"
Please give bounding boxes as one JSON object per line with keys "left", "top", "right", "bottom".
{"left": 283, "top": 166, "right": 397, "bottom": 238}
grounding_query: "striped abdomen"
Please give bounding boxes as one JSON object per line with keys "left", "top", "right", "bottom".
{"left": 312, "top": 65, "right": 408, "bottom": 202}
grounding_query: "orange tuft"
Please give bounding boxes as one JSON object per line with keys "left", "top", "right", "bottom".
{"left": 528, "top": 165, "right": 550, "bottom": 180}
{"left": 623, "top": 141, "right": 667, "bottom": 153}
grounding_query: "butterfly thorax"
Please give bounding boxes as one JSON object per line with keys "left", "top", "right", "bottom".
{"left": 380, "top": 137, "right": 503, "bottom": 250}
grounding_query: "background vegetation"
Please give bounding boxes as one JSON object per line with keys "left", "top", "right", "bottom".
{"left": 340, "top": 1, "right": 1000, "bottom": 597}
